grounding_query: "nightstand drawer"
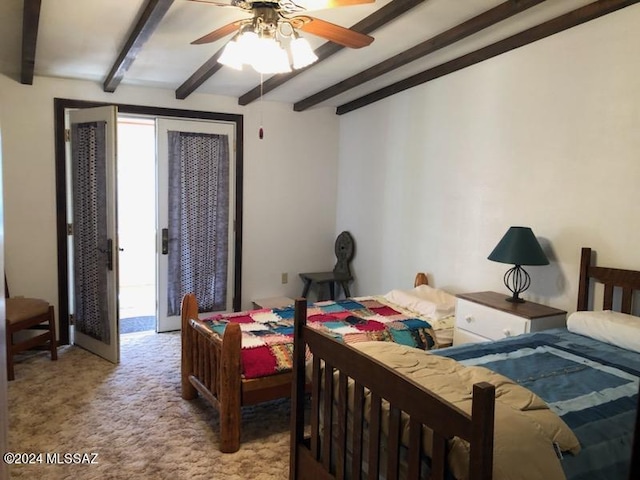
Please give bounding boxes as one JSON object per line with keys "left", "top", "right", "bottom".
{"left": 453, "top": 291, "right": 567, "bottom": 346}
{"left": 456, "top": 298, "right": 528, "bottom": 341}
{"left": 452, "top": 327, "right": 492, "bottom": 346}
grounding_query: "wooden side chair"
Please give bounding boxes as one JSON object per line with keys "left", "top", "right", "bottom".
{"left": 299, "top": 231, "right": 355, "bottom": 301}
{"left": 5, "top": 279, "right": 57, "bottom": 381}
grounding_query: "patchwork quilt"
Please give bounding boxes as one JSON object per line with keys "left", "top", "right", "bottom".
{"left": 203, "top": 298, "right": 437, "bottom": 379}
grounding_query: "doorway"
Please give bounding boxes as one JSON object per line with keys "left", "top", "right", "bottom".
{"left": 117, "top": 116, "right": 156, "bottom": 334}
{"left": 116, "top": 115, "right": 236, "bottom": 334}
{"left": 54, "top": 98, "right": 244, "bottom": 347}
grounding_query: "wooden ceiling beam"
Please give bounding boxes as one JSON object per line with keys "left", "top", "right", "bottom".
{"left": 175, "top": 50, "right": 224, "bottom": 100}
{"left": 294, "top": 0, "right": 546, "bottom": 112}
{"left": 337, "top": 0, "right": 640, "bottom": 115}
{"left": 21, "top": 0, "right": 42, "bottom": 85}
{"left": 103, "top": 0, "right": 174, "bottom": 93}
{"left": 235, "top": 0, "right": 425, "bottom": 105}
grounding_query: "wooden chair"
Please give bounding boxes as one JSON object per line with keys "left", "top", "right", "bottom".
{"left": 4, "top": 280, "right": 57, "bottom": 381}
{"left": 299, "top": 231, "right": 355, "bottom": 301}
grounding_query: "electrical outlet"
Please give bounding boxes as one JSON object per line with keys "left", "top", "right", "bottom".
{"left": 281, "top": 272, "right": 288, "bottom": 284}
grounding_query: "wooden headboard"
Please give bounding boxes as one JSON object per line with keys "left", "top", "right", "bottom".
{"left": 577, "top": 247, "right": 640, "bottom": 479}
{"left": 414, "top": 272, "right": 429, "bottom": 287}
{"left": 577, "top": 247, "right": 640, "bottom": 313}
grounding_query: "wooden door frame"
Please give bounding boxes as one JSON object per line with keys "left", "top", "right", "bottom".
{"left": 54, "top": 98, "right": 244, "bottom": 344}
{"left": 0, "top": 123, "right": 8, "bottom": 479}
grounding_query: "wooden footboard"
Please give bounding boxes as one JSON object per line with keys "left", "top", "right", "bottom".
{"left": 290, "top": 298, "right": 496, "bottom": 480}
{"left": 181, "top": 293, "right": 295, "bottom": 453}
{"left": 181, "top": 293, "right": 242, "bottom": 453}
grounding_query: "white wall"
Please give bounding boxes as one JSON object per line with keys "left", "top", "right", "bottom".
{"left": 336, "top": 6, "right": 640, "bottom": 315}
{"left": 0, "top": 75, "right": 340, "bottom": 320}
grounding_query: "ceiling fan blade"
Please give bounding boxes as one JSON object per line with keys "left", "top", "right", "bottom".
{"left": 187, "top": 0, "right": 244, "bottom": 7}
{"left": 293, "top": 16, "right": 374, "bottom": 48}
{"left": 191, "top": 20, "right": 244, "bottom": 45}
{"left": 293, "top": 0, "right": 375, "bottom": 10}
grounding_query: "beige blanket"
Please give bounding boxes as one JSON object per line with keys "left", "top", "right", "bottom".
{"left": 351, "top": 341, "right": 581, "bottom": 480}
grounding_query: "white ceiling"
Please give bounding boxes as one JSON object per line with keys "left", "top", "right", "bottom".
{"left": 0, "top": 0, "right": 606, "bottom": 111}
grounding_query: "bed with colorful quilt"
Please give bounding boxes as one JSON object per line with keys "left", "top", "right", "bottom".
{"left": 181, "top": 272, "right": 456, "bottom": 453}
{"left": 290, "top": 247, "right": 640, "bottom": 479}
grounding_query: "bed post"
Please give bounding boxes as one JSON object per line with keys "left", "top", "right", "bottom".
{"left": 469, "top": 381, "right": 495, "bottom": 480}
{"left": 181, "top": 294, "right": 197, "bottom": 400}
{"left": 220, "top": 322, "right": 242, "bottom": 453}
{"left": 577, "top": 247, "right": 592, "bottom": 311}
{"left": 414, "top": 272, "right": 429, "bottom": 287}
{"left": 290, "top": 298, "right": 308, "bottom": 480}
{"left": 630, "top": 382, "right": 640, "bottom": 480}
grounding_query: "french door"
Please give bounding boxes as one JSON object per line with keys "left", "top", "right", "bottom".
{"left": 68, "top": 106, "right": 120, "bottom": 363}
{"left": 57, "top": 98, "right": 243, "bottom": 349}
{"left": 156, "top": 119, "right": 236, "bottom": 332}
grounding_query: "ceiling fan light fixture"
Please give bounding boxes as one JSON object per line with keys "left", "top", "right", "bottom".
{"left": 290, "top": 35, "right": 318, "bottom": 69}
{"left": 213, "top": 11, "right": 323, "bottom": 74}
{"left": 218, "top": 38, "right": 243, "bottom": 70}
{"left": 195, "top": 0, "right": 376, "bottom": 74}
{"left": 236, "top": 30, "right": 260, "bottom": 57}
{"left": 251, "top": 37, "right": 291, "bottom": 74}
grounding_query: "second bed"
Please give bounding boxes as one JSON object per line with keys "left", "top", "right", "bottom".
{"left": 181, "top": 272, "right": 456, "bottom": 452}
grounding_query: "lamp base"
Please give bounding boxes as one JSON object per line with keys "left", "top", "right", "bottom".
{"left": 505, "top": 294, "right": 526, "bottom": 303}
{"left": 503, "top": 265, "right": 530, "bottom": 304}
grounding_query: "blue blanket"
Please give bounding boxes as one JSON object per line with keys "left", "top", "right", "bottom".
{"left": 435, "top": 328, "right": 640, "bottom": 480}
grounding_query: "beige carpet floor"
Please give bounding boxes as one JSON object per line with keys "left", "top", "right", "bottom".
{"left": 7, "top": 331, "right": 291, "bottom": 480}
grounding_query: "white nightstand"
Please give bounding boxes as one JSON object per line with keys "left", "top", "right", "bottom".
{"left": 453, "top": 291, "right": 567, "bottom": 346}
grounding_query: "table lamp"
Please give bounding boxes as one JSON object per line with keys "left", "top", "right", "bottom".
{"left": 488, "top": 226, "right": 549, "bottom": 303}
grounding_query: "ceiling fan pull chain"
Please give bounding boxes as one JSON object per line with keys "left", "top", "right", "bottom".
{"left": 259, "top": 73, "right": 264, "bottom": 140}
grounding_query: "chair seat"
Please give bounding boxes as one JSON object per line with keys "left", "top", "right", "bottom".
{"left": 6, "top": 297, "right": 50, "bottom": 324}
{"left": 4, "top": 277, "right": 58, "bottom": 380}
{"left": 299, "top": 271, "right": 353, "bottom": 301}
{"left": 299, "top": 271, "right": 352, "bottom": 284}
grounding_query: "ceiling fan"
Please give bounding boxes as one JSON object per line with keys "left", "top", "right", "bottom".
{"left": 187, "top": 0, "right": 375, "bottom": 74}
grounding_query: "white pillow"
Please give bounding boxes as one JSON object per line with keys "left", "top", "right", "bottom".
{"left": 412, "top": 284, "right": 456, "bottom": 312}
{"left": 383, "top": 285, "right": 456, "bottom": 320}
{"left": 567, "top": 310, "right": 640, "bottom": 353}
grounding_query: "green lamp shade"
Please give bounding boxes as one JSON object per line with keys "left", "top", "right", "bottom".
{"left": 488, "top": 227, "right": 549, "bottom": 266}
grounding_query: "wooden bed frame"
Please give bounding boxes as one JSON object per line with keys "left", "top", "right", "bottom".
{"left": 577, "top": 247, "right": 640, "bottom": 314}
{"left": 181, "top": 272, "right": 432, "bottom": 453}
{"left": 181, "top": 293, "right": 293, "bottom": 453}
{"left": 290, "top": 299, "right": 495, "bottom": 480}
{"left": 290, "top": 247, "right": 640, "bottom": 479}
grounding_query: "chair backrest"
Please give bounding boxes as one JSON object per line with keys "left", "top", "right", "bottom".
{"left": 333, "top": 231, "right": 355, "bottom": 278}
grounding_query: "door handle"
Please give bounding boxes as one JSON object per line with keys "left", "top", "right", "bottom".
{"left": 106, "top": 238, "right": 113, "bottom": 271}
{"left": 98, "top": 239, "right": 114, "bottom": 270}
{"left": 162, "top": 228, "right": 169, "bottom": 255}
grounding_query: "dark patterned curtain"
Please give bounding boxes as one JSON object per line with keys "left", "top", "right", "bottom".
{"left": 167, "top": 131, "right": 230, "bottom": 315}
{"left": 71, "top": 121, "right": 110, "bottom": 343}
